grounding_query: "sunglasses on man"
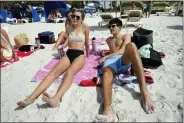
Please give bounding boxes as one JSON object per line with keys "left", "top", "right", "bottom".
{"left": 108, "top": 24, "right": 118, "bottom": 29}
{"left": 71, "top": 15, "right": 81, "bottom": 20}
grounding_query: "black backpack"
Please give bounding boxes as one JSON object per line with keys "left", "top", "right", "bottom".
{"left": 141, "top": 48, "right": 162, "bottom": 69}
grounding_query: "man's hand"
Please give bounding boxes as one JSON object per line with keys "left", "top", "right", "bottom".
{"left": 98, "top": 56, "right": 106, "bottom": 64}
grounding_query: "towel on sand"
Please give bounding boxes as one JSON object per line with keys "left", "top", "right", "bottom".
{"left": 31, "top": 55, "right": 99, "bottom": 84}
{"left": 0, "top": 49, "right": 36, "bottom": 68}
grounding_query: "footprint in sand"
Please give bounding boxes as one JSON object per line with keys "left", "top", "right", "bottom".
{"left": 154, "top": 96, "right": 182, "bottom": 122}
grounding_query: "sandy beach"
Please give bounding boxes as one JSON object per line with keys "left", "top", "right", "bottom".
{"left": 1, "top": 13, "right": 183, "bottom": 122}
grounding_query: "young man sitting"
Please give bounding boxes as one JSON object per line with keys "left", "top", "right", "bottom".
{"left": 95, "top": 18, "right": 155, "bottom": 122}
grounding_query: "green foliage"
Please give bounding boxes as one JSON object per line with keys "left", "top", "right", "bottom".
{"left": 112, "top": 1, "right": 117, "bottom": 9}
{"left": 91, "top": 1, "right": 100, "bottom": 4}
{"left": 152, "top": 2, "right": 170, "bottom": 7}
{"left": 71, "top": 1, "right": 84, "bottom": 8}
{"left": 1, "top": 1, "right": 44, "bottom": 10}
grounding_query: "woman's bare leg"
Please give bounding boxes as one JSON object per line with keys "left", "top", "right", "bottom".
{"left": 17, "top": 55, "right": 71, "bottom": 107}
{"left": 42, "top": 55, "right": 85, "bottom": 108}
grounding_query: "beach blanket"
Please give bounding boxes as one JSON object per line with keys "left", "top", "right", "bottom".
{"left": 0, "top": 49, "right": 36, "bottom": 68}
{"left": 114, "top": 69, "right": 154, "bottom": 86}
{"left": 80, "top": 68, "right": 154, "bottom": 87}
{"left": 31, "top": 55, "right": 99, "bottom": 84}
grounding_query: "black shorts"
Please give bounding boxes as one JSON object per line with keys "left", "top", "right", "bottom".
{"left": 66, "top": 49, "right": 84, "bottom": 63}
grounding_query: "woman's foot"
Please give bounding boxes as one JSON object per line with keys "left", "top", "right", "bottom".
{"left": 42, "top": 92, "right": 60, "bottom": 108}
{"left": 17, "top": 97, "right": 35, "bottom": 107}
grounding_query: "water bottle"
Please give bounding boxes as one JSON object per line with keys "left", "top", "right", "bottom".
{"left": 35, "top": 37, "right": 40, "bottom": 48}
{"left": 57, "top": 45, "right": 65, "bottom": 59}
{"left": 92, "top": 37, "right": 97, "bottom": 52}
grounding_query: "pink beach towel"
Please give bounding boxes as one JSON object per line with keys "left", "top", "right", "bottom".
{"left": 31, "top": 55, "right": 100, "bottom": 84}
{"left": 31, "top": 37, "right": 107, "bottom": 84}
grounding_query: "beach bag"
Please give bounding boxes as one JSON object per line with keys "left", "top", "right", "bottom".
{"left": 18, "top": 45, "right": 38, "bottom": 52}
{"left": 14, "top": 33, "right": 29, "bottom": 48}
{"left": 141, "top": 48, "right": 162, "bottom": 69}
{"left": 38, "top": 31, "right": 55, "bottom": 44}
{"left": 132, "top": 27, "right": 153, "bottom": 49}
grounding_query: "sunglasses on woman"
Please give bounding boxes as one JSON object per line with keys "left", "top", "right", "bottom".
{"left": 71, "top": 15, "right": 81, "bottom": 20}
{"left": 108, "top": 24, "right": 117, "bottom": 29}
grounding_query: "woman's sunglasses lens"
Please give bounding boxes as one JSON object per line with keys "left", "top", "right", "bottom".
{"left": 71, "top": 15, "right": 80, "bottom": 20}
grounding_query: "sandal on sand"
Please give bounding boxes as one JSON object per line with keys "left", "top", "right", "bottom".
{"left": 159, "top": 52, "right": 165, "bottom": 58}
{"left": 80, "top": 77, "right": 101, "bottom": 87}
{"left": 93, "top": 114, "right": 119, "bottom": 122}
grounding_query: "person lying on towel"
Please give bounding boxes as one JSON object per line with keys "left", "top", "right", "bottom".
{"left": 17, "top": 10, "right": 90, "bottom": 108}
{"left": 94, "top": 18, "right": 155, "bottom": 122}
{"left": 0, "top": 28, "right": 16, "bottom": 62}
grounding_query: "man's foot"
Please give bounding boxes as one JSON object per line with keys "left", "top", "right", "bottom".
{"left": 42, "top": 92, "right": 60, "bottom": 108}
{"left": 17, "top": 98, "right": 35, "bottom": 107}
{"left": 141, "top": 92, "right": 155, "bottom": 114}
{"left": 94, "top": 114, "right": 118, "bottom": 122}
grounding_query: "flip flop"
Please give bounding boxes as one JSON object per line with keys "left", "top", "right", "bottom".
{"left": 80, "top": 77, "right": 101, "bottom": 87}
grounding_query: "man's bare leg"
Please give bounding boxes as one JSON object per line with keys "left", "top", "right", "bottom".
{"left": 42, "top": 55, "right": 85, "bottom": 108}
{"left": 102, "top": 67, "right": 114, "bottom": 115}
{"left": 122, "top": 42, "right": 155, "bottom": 113}
{"left": 94, "top": 67, "right": 118, "bottom": 122}
{"left": 17, "top": 55, "right": 70, "bottom": 107}
{"left": 146, "top": 12, "right": 148, "bottom": 18}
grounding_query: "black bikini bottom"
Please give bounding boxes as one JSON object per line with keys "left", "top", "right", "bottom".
{"left": 66, "top": 49, "right": 84, "bottom": 63}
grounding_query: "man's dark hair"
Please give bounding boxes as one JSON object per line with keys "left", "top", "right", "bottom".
{"left": 109, "top": 18, "right": 122, "bottom": 28}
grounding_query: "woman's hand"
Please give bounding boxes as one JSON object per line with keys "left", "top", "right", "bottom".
{"left": 52, "top": 41, "right": 60, "bottom": 50}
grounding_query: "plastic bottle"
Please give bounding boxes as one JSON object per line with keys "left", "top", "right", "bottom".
{"left": 92, "top": 37, "right": 97, "bottom": 52}
{"left": 35, "top": 37, "right": 40, "bottom": 48}
{"left": 57, "top": 45, "right": 65, "bottom": 58}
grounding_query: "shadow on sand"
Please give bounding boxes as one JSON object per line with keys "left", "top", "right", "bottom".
{"left": 95, "top": 83, "right": 143, "bottom": 115}
{"left": 36, "top": 103, "right": 50, "bottom": 109}
{"left": 167, "top": 25, "right": 183, "bottom": 30}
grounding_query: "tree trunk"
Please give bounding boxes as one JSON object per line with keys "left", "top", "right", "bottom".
{"left": 104, "top": 1, "right": 106, "bottom": 13}
{"left": 120, "top": 0, "right": 122, "bottom": 18}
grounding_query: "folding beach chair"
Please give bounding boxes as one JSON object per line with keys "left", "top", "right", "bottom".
{"left": 0, "top": 9, "right": 17, "bottom": 24}
{"left": 98, "top": 14, "right": 113, "bottom": 26}
{"left": 125, "top": 10, "right": 143, "bottom": 29}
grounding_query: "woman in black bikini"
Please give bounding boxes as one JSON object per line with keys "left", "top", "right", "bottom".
{"left": 17, "top": 10, "right": 89, "bottom": 108}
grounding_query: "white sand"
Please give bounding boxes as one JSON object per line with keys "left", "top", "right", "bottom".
{"left": 1, "top": 13, "right": 183, "bottom": 122}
